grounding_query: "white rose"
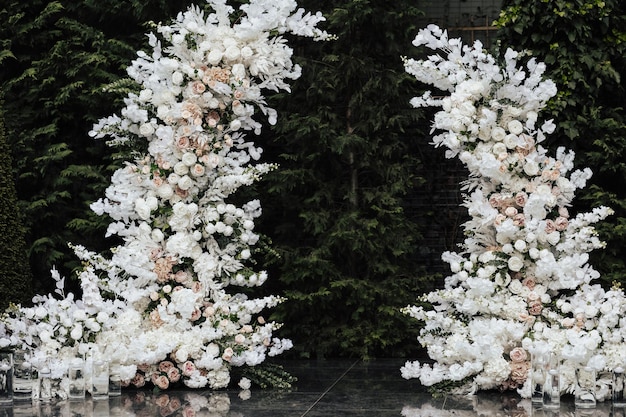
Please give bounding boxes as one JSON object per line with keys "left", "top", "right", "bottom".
{"left": 509, "top": 279, "right": 523, "bottom": 294}
{"left": 231, "top": 63, "right": 246, "bottom": 80}
{"left": 508, "top": 120, "right": 524, "bottom": 135}
{"left": 585, "top": 305, "right": 599, "bottom": 318}
{"left": 240, "top": 46, "right": 253, "bottom": 59}
{"left": 503, "top": 134, "right": 520, "bottom": 149}
{"left": 492, "top": 142, "right": 507, "bottom": 156}
{"left": 177, "top": 175, "right": 193, "bottom": 190}
{"left": 138, "top": 89, "right": 153, "bottom": 102}
{"left": 181, "top": 152, "right": 197, "bottom": 166}
{"left": 156, "top": 183, "right": 174, "bottom": 199}
{"left": 172, "top": 71, "right": 184, "bottom": 85}
{"left": 523, "top": 160, "right": 540, "bottom": 176}
{"left": 230, "top": 119, "right": 242, "bottom": 131}
{"left": 146, "top": 196, "right": 158, "bottom": 210}
{"left": 168, "top": 173, "right": 181, "bottom": 185}
{"left": 207, "top": 50, "right": 223, "bottom": 65}
{"left": 139, "top": 123, "right": 154, "bottom": 137}
{"left": 508, "top": 255, "right": 524, "bottom": 272}
{"left": 491, "top": 127, "right": 506, "bottom": 141}
{"left": 546, "top": 231, "right": 560, "bottom": 245}
{"left": 528, "top": 247, "right": 540, "bottom": 259}
{"left": 513, "top": 240, "right": 527, "bottom": 252}
{"left": 174, "top": 161, "right": 189, "bottom": 175}
{"left": 224, "top": 45, "right": 240, "bottom": 61}
{"left": 135, "top": 198, "right": 152, "bottom": 220}
{"left": 238, "top": 377, "right": 252, "bottom": 390}
{"left": 70, "top": 325, "right": 83, "bottom": 341}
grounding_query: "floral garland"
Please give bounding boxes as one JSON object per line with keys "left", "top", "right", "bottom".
{"left": 401, "top": 25, "right": 626, "bottom": 398}
{"left": 0, "top": 0, "right": 328, "bottom": 392}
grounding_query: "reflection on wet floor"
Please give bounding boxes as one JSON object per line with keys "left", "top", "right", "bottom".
{"left": 1, "top": 359, "right": 621, "bottom": 416}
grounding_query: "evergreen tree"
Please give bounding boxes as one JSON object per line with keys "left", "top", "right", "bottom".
{"left": 260, "top": 0, "right": 435, "bottom": 358}
{"left": 0, "top": 1, "right": 202, "bottom": 290}
{"left": 495, "top": 0, "right": 626, "bottom": 286}
{"left": 0, "top": 95, "right": 34, "bottom": 310}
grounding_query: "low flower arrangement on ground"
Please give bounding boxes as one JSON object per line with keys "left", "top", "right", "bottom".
{"left": 401, "top": 25, "right": 626, "bottom": 399}
{"left": 0, "top": 0, "right": 328, "bottom": 392}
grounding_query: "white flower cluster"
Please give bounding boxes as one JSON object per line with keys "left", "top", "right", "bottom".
{"left": 1, "top": 0, "right": 326, "bottom": 391}
{"left": 401, "top": 25, "right": 625, "bottom": 398}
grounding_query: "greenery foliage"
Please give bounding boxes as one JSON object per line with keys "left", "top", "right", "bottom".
{"left": 495, "top": 0, "right": 626, "bottom": 286}
{"left": 0, "top": 96, "right": 34, "bottom": 310}
{"left": 0, "top": 1, "right": 202, "bottom": 292}
{"left": 258, "top": 0, "right": 438, "bottom": 359}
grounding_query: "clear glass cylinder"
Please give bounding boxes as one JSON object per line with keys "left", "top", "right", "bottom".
{"left": 38, "top": 367, "right": 52, "bottom": 403}
{"left": 67, "top": 357, "right": 85, "bottom": 400}
{"left": 575, "top": 366, "right": 597, "bottom": 409}
{"left": 108, "top": 362, "right": 121, "bottom": 397}
{"left": 12, "top": 350, "right": 33, "bottom": 402}
{"left": 543, "top": 353, "right": 560, "bottom": 410}
{"left": 614, "top": 367, "right": 626, "bottom": 407}
{"left": 0, "top": 351, "right": 13, "bottom": 406}
{"left": 91, "top": 360, "right": 109, "bottom": 400}
{"left": 530, "top": 352, "right": 548, "bottom": 403}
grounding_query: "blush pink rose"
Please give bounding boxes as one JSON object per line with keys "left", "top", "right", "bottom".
{"left": 159, "top": 361, "right": 175, "bottom": 373}
{"left": 509, "top": 347, "right": 528, "bottom": 363}
{"left": 544, "top": 219, "right": 556, "bottom": 233}
{"left": 528, "top": 301, "right": 543, "bottom": 315}
{"left": 167, "top": 367, "right": 181, "bottom": 383}
{"left": 510, "top": 361, "right": 529, "bottom": 384}
{"left": 555, "top": 216, "right": 568, "bottom": 231}
{"left": 182, "top": 361, "right": 196, "bottom": 377}
{"left": 152, "top": 374, "right": 170, "bottom": 390}
{"left": 131, "top": 373, "right": 146, "bottom": 388}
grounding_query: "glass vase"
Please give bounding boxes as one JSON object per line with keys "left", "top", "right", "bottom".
{"left": 543, "top": 353, "right": 560, "bottom": 410}
{"left": 575, "top": 366, "right": 596, "bottom": 409}
{"left": 12, "top": 350, "right": 33, "bottom": 402}
{"left": 67, "top": 356, "right": 85, "bottom": 400}
{"left": 614, "top": 367, "right": 626, "bottom": 407}
{"left": 530, "top": 352, "right": 548, "bottom": 403}
{"left": 0, "top": 352, "right": 12, "bottom": 406}
{"left": 91, "top": 360, "right": 109, "bottom": 400}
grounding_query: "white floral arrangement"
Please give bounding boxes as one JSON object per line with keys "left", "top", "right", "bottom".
{"left": 401, "top": 25, "right": 626, "bottom": 399}
{"left": 0, "top": 0, "right": 328, "bottom": 391}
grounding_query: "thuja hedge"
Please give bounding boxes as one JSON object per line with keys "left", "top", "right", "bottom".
{"left": 0, "top": 96, "right": 33, "bottom": 310}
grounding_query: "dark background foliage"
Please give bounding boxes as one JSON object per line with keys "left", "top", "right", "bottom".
{"left": 257, "top": 0, "right": 440, "bottom": 359}
{"left": 0, "top": 96, "right": 33, "bottom": 310}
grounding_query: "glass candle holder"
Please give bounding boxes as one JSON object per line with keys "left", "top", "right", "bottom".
{"left": 614, "top": 367, "right": 626, "bottom": 407}
{"left": 543, "top": 353, "right": 560, "bottom": 410}
{"left": 38, "top": 366, "right": 52, "bottom": 403}
{"left": 12, "top": 350, "right": 33, "bottom": 402}
{"left": 67, "top": 357, "right": 85, "bottom": 400}
{"left": 575, "top": 366, "right": 597, "bottom": 409}
{"left": 530, "top": 352, "right": 548, "bottom": 404}
{"left": 0, "top": 351, "right": 13, "bottom": 406}
{"left": 91, "top": 360, "right": 109, "bottom": 400}
{"left": 108, "top": 362, "right": 121, "bottom": 397}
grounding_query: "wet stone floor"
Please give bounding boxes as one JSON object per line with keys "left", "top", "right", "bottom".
{"left": 1, "top": 358, "right": 622, "bottom": 416}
